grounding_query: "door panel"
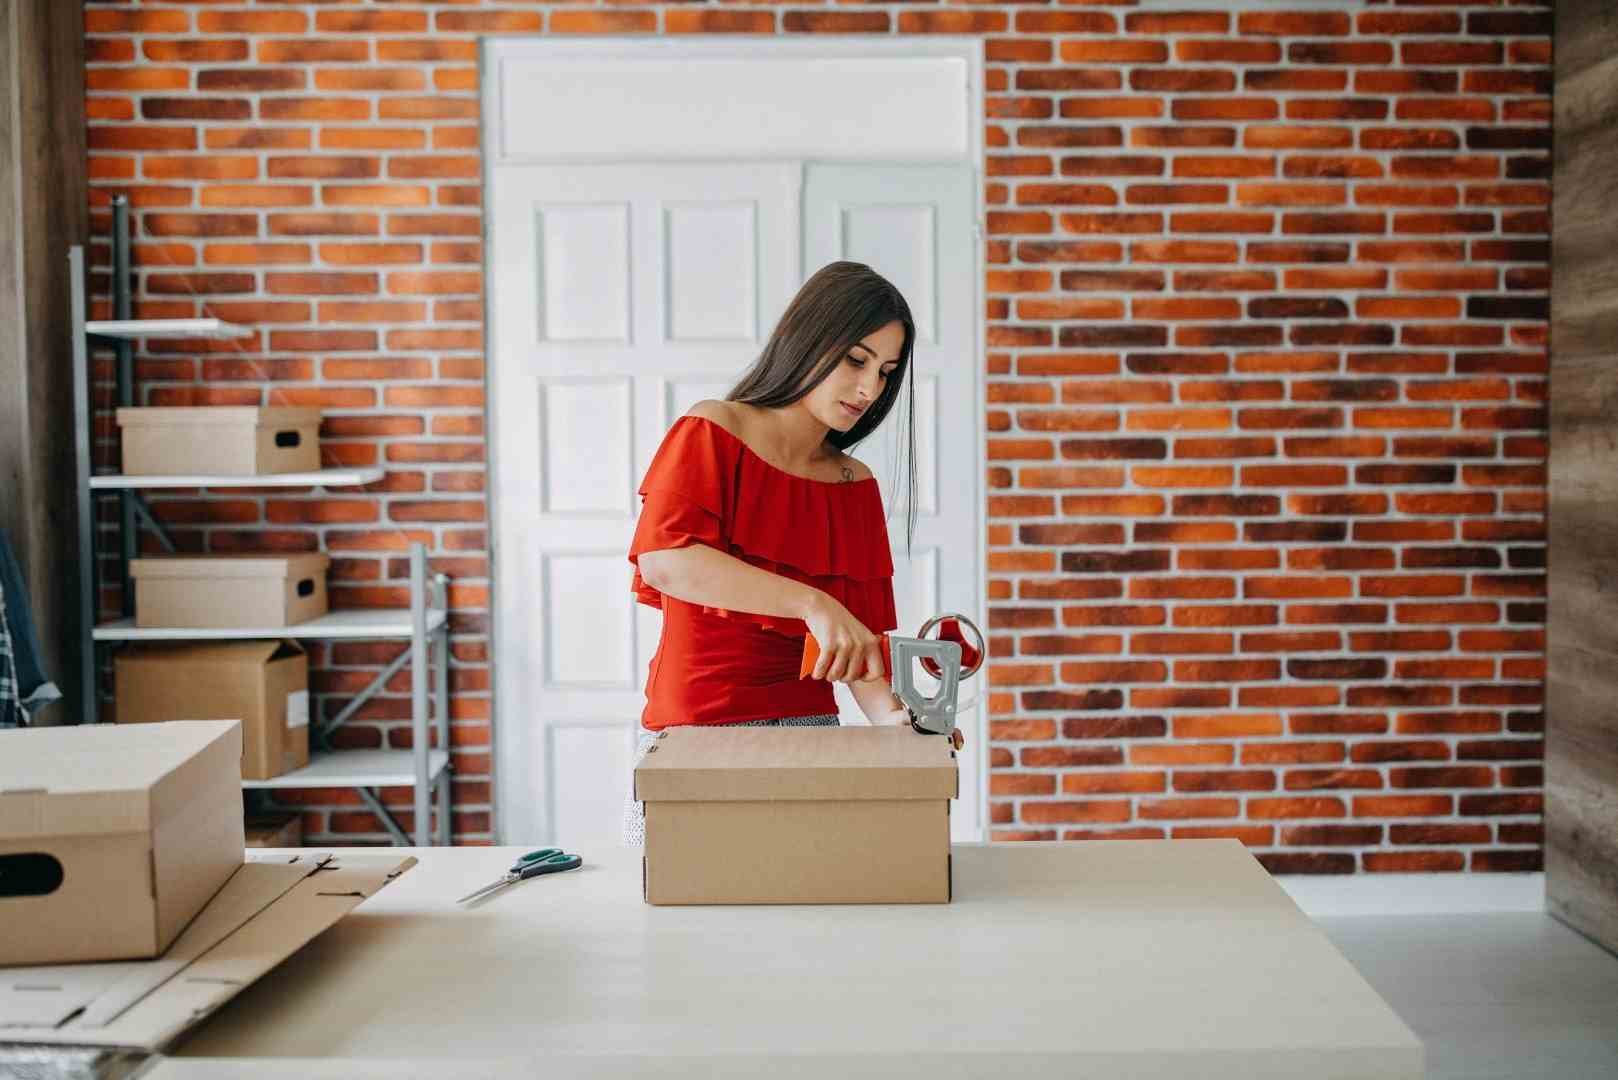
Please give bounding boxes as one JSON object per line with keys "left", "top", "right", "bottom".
{"left": 490, "top": 162, "right": 800, "bottom": 844}
{"left": 804, "top": 164, "right": 982, "bottom": 840}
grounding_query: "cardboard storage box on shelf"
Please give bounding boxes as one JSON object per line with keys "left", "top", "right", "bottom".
{"left": 116, "top": 406, "right": 322, "bottom": 476}
{"left": 245, "top": 813, "right": 303, "bottom": 848}
{"left": 0, "top": 720, "right": 243, "bottom": 966}
{"left": 0, "top": 850, "right": 414, "bottom": 1053}
{"left": 115, "top": 641, "right": 310, "bottom": 781}
{"left": 130, "top": 553, "right": 329, "bottom": 629}
{"left": 634, "top": 725, "right": 957, "bottom": 905}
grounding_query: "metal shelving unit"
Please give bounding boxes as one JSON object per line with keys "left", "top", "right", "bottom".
{"left": 67, "top": 196, "right": 451, "bottom": 846}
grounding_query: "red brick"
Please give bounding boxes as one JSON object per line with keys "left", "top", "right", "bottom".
{"left": 1139, "top": 798, "right": 1240, "bottom": 821}
{"left": 1121, "top": 9, "right": 1223, "bottom": 32}
{"left": 1062, "top": 771, "right": 1166, "bottom": 795}
{"left": 1132, "top": 744, "right": 1234, "bottom": 766}
{"left": 1021, "top": 801, "right": 1132, "bottom": 825}
{"left": 1281, "top": 825, "right": 1382, "bottom": 847}
{"left": 1365, "top": 851, "right": 1465, "bottom": 873}
{"left": 1240, "top": 11, "right": 1349, "bottom": 36}
{"left": 438, "top": 11, "right": 546, "bottom": 33}
{"left": 206, "top": 128, "right": 313, "bottom": 151}
{"left": 1248, "top": 797, "right": 1346, "bottom": 820}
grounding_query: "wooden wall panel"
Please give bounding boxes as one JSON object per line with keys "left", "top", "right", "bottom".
{"left": 0, "top": 0, "right": 88, "bottom": 725}
{"left": 1549, "top": 0, "right": 1618, "bottom": 954}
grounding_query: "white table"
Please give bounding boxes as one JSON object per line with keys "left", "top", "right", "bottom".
{"left": 157, "top": 841, "right": 1422, "bottom": 1078}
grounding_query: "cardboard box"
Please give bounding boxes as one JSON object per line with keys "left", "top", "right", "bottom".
{"left": 115, "top": 640, "right": 311, "bottom": 781}
{"left": 0, "top": 851, "right": 414, "bottom": 1052}
{"left": 130, "top": 553, "right": 330, "bottom": 629}
{"left": 634, "top": 725, "right": 957, "bottom": 905}
{"left": 245, "top": 813, "right": 303, "bottom": 848}
{"left": 116, "top": 406, "right": 322, "bottom": 476}
{"left": 0, "top": 720, "right": 245, "bottom": 966}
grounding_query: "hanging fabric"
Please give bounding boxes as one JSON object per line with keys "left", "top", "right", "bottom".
{"left": 0, "top": 529, "right": 62, "bottom": 727}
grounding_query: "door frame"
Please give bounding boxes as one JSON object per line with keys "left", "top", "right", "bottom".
{"left": 481, "top": 36, "right": 986, "bottom": 844}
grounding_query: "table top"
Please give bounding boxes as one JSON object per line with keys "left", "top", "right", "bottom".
{"left": 166, "top": 841, "right": 1422, "bottom": 1078}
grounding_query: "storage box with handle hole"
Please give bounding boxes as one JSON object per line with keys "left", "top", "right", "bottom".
{"left": 115, "top": 406, "right": 322, "bottom": 475}
{"left": 129, "top": 553, "right": 329, "bottom": 629}
{"left": 0, "top": 720, "right": 244, "bottom": 966}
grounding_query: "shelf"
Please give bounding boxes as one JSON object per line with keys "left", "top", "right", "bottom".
{"left": 90, "top": 467, "right": 384, "bottom": 490}
{"left": 93, "top": 607, "right": 448, "bottom": 642}
{"left": 86, "top": 317, "right": 253, "bottom": 340}
{"left": 241, "top": 749, "right": 451, "bottom": 790}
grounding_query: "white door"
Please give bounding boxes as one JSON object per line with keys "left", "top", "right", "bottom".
{"left": 489, "top": 162, "right": 982, "bottom": 847}
{"left": 487, "top": 162, "right": 802, "bottom": 847}
{"left": 804, "top": 164, "right": 983, "bottom": 841}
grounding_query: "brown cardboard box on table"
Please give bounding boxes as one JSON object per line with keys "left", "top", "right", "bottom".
{"left": 130, "top": 553, "right": 329, "bottom": 629}
{"left": 0, "top": 720, "right": 244, "bottom": 966}
{"left": 634, "top": 724, "right": 957, "bottom": 905}
{"left": 116, "top": 405, "right": 322, "bottom": 475}
{"left": 115, "top": 640, "right": 310, "bottom": 781}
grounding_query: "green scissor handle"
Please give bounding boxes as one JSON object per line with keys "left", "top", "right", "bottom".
{"left": 514, "top": 850, "right": 582, "bottom": 880}
{"left": 513, "top": 847, "right": 563, "bottom": 868}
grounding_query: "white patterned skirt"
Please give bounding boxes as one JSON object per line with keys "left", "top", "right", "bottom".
{"left": 620, "top": 714, "right": 840, "bottom": 846}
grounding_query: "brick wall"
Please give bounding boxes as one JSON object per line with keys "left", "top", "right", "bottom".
{"left": 83, "top": 1, "right": 1551, "bottom": 871}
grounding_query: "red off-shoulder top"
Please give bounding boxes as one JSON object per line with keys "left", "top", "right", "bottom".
{"left": 627, "top": 415, "right": 898, "bottom": 731}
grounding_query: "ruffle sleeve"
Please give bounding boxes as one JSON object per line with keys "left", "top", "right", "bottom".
{"left": 627, "top": 416, "right": 899, "bottom": 638}
{"left": 628, "top": 417, "right": 731, "bottom": 608}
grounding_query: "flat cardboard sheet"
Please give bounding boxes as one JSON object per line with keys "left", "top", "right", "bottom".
{"left": 0, "top": 852, "right": 414, "bottom": 1052}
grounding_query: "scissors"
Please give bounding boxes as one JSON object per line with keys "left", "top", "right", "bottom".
{"left": 456, "top": 847, "right": 582, "bottom": 904}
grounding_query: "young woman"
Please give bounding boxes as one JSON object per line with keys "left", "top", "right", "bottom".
{"left": 621, "top": 261, "right": 918, "bottom": 844}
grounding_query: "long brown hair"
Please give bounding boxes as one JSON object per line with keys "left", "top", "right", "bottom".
{"left": 727, "top": 261, "right": 917, "bottom": 550}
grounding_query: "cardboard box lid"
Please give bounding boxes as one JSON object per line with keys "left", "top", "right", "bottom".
{"left": 0, "top": 851, "right": 414, "bottom": 1052}
{"left": 0, "top": 721, "right": 239, "bottom": 840}
{"left": 635, "top": 725, "right": 958, "bottom": 803}
{"left": 114, "top": 406, "right": 322, "bottom": 430}
{"left": 129, "top": 553, "right": 330, "bottom": 580}
{"left": 116, "top": 639, "right": 305, "bottom": 667}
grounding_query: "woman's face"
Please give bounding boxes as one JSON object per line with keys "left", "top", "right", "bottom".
{"left": 802, "top": 320, "right": 905, "bottom": 433}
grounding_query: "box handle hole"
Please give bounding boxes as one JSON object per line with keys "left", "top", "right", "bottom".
{"left": 296, "top": 578, "right": 315, "bottom": 597}
{"left": 274, "top": 430, "right": 301, "bottom": 448}
{"left": 0, "top": 853, "right": 65, "bottom": 898}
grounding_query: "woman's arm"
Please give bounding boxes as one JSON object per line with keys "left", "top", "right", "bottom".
{"left": 638, "top": 543, "right": 820, "bottom": 620}
{"left": 637, "top": 543, "right": 884, "bottom": 681}
{"left": 850, "top": 676, "right": 909, "bottom": 726}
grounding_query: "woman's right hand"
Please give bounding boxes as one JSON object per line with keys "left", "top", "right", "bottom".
{"left": 802, "top": 592, "right": 884, "bottom": 683}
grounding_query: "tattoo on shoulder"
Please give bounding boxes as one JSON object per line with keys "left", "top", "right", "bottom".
{"left": 841, "top": 464, "right": 854, "bottom": 483}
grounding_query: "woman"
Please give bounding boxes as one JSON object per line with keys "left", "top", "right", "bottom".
{"left": 621, "top": 261, "right": 918, "bottom": 845}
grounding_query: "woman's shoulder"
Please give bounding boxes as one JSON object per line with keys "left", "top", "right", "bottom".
{"left": 680, "top": 400, "right": 750, "bottom": 447}
{"left": 684, "top": 398, "right": 739, "bottom": 429}
{"left": 682, "top": 400, "right": 873, "bottom": 484}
